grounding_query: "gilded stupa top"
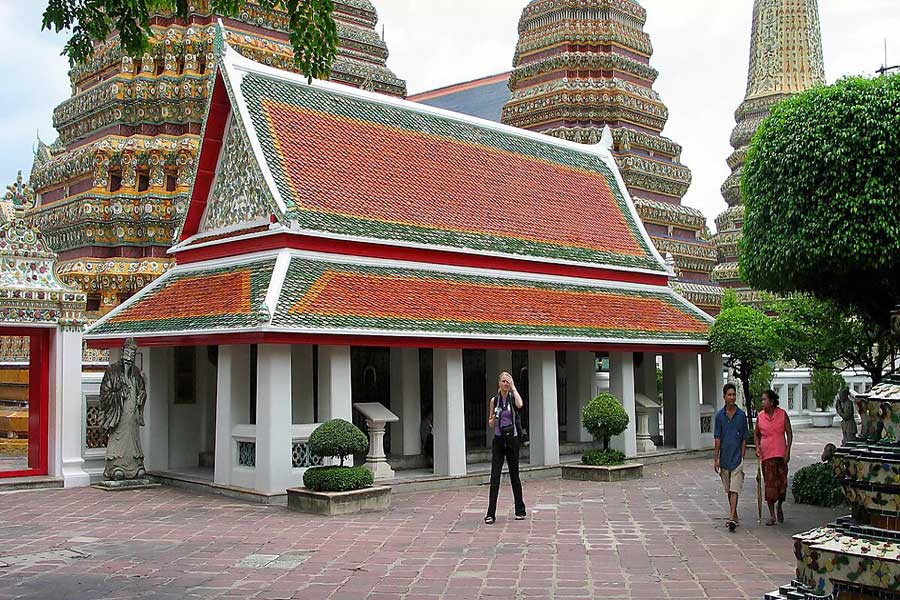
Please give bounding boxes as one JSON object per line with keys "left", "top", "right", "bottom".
{"left": 744, "top": 0, "right": 825, "bottom": 101}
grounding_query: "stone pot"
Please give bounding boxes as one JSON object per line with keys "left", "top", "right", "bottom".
{"left": 810, "top": 411, "right": 836, "bottom": 428}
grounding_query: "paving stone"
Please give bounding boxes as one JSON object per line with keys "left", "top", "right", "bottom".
{"left": 0, "top": 428, "right": 846, "bottom": 599}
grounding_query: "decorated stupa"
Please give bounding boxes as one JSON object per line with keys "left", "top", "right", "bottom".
{"left": 500, "top": 0, "right": 721, "bottom": 314}
{"left": 25, "top": 0, "right": 405, "bottom": 319}
{"left": 712, "top": 0, "right": 825, "bottom": 306}
{"left": 766, "top": 372, "right": 900, "bottom": 598}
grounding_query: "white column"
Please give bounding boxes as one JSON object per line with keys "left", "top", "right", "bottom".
{"left": 565, "top": 351, "right": 593, "bottom": 443}
{"left": 291, "top": 345, "right": 315, "bottom": 424}
{"left": 662, "top": 354, "right": 678, "bottom": 447}
{"left": 528, "top": 350, "right": 559, "bottom": 466}
{"left": 608, "top": 352, "right": 637, "bottom": 458}
{"left": 675, "top": 353, "right": 702, "bottom": 450}
{"left": 141, "top": 347, "right": 172, "bottom": 473}
{"left": 433, "top": 348, "right": 466, "bottom": 476}
{"left": 255, "top": 344, "right": 293, "bottom": 494}
{"left": 702, "top": 353, "right": 725, "bottom": 412}
{"left": 389, "top": 347, "right": 421, "bottom": 455}
{"left": 214, "top": 345, "right": 251, "bottom": 486}
{"left": 485, "top": 350, "right": 512, "bottom": 445}
{"left": 317, "top": 345, "right": 352, "bottom": 423}
{"left": 49, "top": 327, "right": 90, "bottom": 487}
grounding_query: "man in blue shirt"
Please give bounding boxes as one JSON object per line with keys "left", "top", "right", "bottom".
{"left": 714, "top": 382, "right": 749, "bottom": 531}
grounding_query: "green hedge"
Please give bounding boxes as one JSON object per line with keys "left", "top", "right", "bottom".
{"left": 791, "top": 462, "right": 844, "bottom": 507}
{"left": 308, "top": 419, "right": 368, "bottom": 465}
{"left": 582, "top": 449, "right": 626, "bottom": 466}
{"left": 302, "top": 465, "right": 374, "bottom": 492}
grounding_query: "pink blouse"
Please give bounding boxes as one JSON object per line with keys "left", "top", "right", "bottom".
{"left": 757, "top": 407, "right": 788, "bottom": 461}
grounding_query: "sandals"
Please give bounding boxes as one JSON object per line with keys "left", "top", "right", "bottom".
{"left": 515, "top": 513, "right": 527, "bottom": 520}
{"left": 726, "top": 519, "right": 737, "bottom": 532}
{"left": 765, "top": 518, "right": 777, "bottom": 526}
{"left": 484, "top": 516, "right": 495, "bottom": 525}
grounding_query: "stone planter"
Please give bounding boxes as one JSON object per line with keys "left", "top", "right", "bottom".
{"left": 561, "top": 463, "right": 643, "bottom": 482}
{"left": 810, "top": 412, "right": 836, "bottom": 428}
{"left": 286, "top": 486, "right": 391, "bottom": 516}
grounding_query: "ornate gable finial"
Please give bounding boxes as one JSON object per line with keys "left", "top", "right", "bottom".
{"left": 4, "top": 171, "right": 35, "bottom": 217}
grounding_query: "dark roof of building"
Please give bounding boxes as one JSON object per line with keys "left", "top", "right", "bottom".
{"left": 409, "top": 73, "right": 510, "bottom": 123}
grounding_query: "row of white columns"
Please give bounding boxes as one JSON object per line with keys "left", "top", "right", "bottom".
{"left": 135, "top": 344, "right": 723, "bottom": 495}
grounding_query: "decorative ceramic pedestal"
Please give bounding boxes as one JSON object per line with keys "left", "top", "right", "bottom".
{"left": 635, "top": 393, "right": 659, "bottom": 454}
{"left": 765, "top": 379, "right": 900, "bottom": 599}
{"left": 353, "top": 403, "right": 399, "bottom": 480}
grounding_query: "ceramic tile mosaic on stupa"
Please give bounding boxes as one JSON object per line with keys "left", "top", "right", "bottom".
{"left": 713, "top": 0, "right": 825, "bottom": 306}
{"left": 499, "top": 0, "right": 720, "bottom": 314}
{"left": 765, "top": 379, "right": 900, "bottom": 599}
{"left": 25, "top": 0, "right": 406, "bottom": 320}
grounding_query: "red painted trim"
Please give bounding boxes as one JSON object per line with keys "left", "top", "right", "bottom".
{"left": 180, "top": 73, "right": 232, "bottom": 241}
{"left": 177, "top": 233, "right": 669, "bottom": 286}
{"left": 87, "top": 332, "right": 707, "bottom": 354}
{"left": 0, "top": 329, "right": 50, "bottom": 479}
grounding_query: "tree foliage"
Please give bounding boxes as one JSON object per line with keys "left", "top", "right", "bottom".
{"left": 581, "top": 393, "right": 629, "bottom": 450}
{"left": 42, "top": 0, "right": 338, "bottom": 80}
{"left": 770, "top": 294, "right": 898, "bottom": 383}
{"left": 709, "top": 291, "right": 781, "bottom": 421}
{"left": 308, "top": 419, "right": 368, "bottom": 467}
{"left": 741, "top": 75, "right": 900, "bottom": 327}
{"left": 810, "top": 367, "right": 845, "bottom": 412}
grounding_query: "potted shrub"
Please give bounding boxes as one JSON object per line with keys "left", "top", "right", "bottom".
{"left": 810, "top": 368, "right": 844, "bottom": 427}
{"left": 562, "top": 393, "right": 641, "bottom": 481}
{"left": 288, "top": 419, "right": 390, "bottom": 515}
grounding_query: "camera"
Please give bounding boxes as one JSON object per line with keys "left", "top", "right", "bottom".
{"left": 494, "top": 404, "right": 502, "bottom": 420}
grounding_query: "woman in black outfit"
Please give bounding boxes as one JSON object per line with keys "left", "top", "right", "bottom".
{"left": 484, "top": 371, "right": 527, "bottom": 524}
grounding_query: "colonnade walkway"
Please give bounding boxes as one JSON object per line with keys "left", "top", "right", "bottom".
{"left": 0, "top": 427, "right": 842, "bottom": 599}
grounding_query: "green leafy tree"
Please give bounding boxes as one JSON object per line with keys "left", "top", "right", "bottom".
{"left": 748, "top": 361, "right": 774, "bottom": 412}
{"left": 709, "top": 291, "right": 781, "bottom": 426}
{"left": 42, "top": 0, "right": 338, "bottom": 80}
{"left": 771, "top": 294, "right": 897, "bottom": 383}
{"left": 810, "top": 367, "right": 845, "bottom": 412}
{"left": 581, "top": 393, "right": 629, "bottom": 451}
{"left": 741, "top": 75, "right": 900, "bottom": 328}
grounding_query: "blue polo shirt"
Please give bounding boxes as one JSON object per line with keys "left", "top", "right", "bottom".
{"left": 714, "top": 406, "right": 749, "bottom": 471}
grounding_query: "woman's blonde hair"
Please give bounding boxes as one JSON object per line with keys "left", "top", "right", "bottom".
{"left": 498, "top": 371, "right": 512, "bottom": 385}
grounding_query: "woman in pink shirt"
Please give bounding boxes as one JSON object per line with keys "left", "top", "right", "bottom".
{"left": 755, "top": 389, "right": 793, "bottom": 525}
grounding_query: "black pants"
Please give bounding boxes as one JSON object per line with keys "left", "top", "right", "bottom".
{"left": 486, "top": 434, "right": 526, "bottom": 518}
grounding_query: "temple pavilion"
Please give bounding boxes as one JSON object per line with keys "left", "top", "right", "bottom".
{"left": 84, "top": 30, "right": 723, "bottom": 497}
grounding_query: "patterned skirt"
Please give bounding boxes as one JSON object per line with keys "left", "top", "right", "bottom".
{"left": 762, "top": 457, "right": 788, "bottom": 503}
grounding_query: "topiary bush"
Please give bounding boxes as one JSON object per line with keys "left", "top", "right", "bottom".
{"left": 302, "top": 465, "right": 374, "bottom": 492}
{"left": 581, "top": 393, "right": 629, "bottom": 451}
{"left": 308, "top": 419, "right": 368, "bottom": 466}
{"left": 582, "top": 449, "right": 626, "bottom": 466}
{"left": 791, "top": 462, "right": 844, "bottom": 507}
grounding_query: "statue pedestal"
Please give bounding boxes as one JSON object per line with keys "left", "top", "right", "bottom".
{"left": 93, "top": 478, "right": 160, "bottom": 491}
{"left": 353, "top": 403, "right": 399, "bottom": 480}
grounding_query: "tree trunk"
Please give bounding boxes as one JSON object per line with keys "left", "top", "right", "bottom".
{"left": 740, "top": 374, "right": 755, "bottom": 438}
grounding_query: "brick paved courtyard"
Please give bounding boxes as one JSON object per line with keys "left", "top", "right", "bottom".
{"left": 0, "top": 428, "right": 844, "bottom": 600}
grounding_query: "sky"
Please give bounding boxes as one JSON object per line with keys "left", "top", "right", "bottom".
{"left": 0, "top": 1, "right": 898, "bottom": 231}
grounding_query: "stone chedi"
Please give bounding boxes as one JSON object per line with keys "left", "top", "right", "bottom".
{"left": 501, "top": 0, "right": 721, "bottom": 314}
{"left": 712, "top": 0, "right": 825, "bottom": 304}
{"left": 25, "top": 0, "right": 405, "bottom": 318}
